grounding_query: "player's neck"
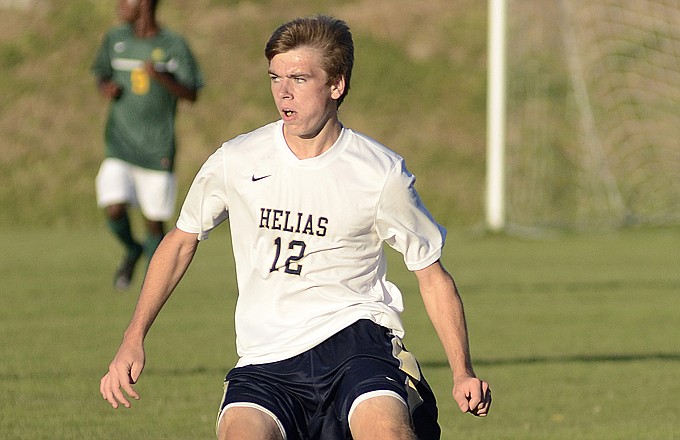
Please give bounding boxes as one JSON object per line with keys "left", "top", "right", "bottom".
{"left": 284, "top": 118, "right": 343, "bottom": 160}
{"left": 132, "top": 14, "right": 159, "bottom": 38}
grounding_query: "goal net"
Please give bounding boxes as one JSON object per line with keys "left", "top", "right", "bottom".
{"left": 502, "top": 0, "right": 680, "bottom": 230}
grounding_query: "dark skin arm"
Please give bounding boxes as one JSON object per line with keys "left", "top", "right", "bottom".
{"left": 97, "top": 78, "right": 123, "bottom": 100}
{"left": 144, "top": 61, "right": 198, "bottom": 102}
{"left": 96, "top": 61, "right": 198, "bottom": 102}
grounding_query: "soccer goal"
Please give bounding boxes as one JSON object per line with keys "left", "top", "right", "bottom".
{"left": 486, "top": 0, "right": 680, "bottom": 232}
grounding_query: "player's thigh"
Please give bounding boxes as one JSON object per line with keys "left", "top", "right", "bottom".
{"left": 217, "top": 406, "right": 284, "bottom": 440}
{"left": 349, "top": 394, "right": 416, "bottom": 440}
{"left": 130, "top": 166, "right": 176, "bottom": 221}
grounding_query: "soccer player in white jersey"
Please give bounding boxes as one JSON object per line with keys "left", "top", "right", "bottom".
{"left": 100, "top": 15, "right": 491, "bottom": 440}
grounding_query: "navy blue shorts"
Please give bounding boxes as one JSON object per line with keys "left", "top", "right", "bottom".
{"left": 217, "top": 319, "right": 440, "bottom": 440}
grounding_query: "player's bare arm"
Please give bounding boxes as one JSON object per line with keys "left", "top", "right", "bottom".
{"left": 414, "top": 260, "right": 492, "bottom": 417}
{"left": 100, "top": 227, "right": 199, "bottom": 409}
{"left": 97, "top": 78, "right": 122, "bottom": 100}
{"left": 145, "top": 61, "right": 198, "bottom": 102}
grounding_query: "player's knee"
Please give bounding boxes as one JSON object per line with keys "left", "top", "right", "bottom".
{"left": 143, "top": 219, "right": 165, "bottom": 236}
{"left": 349, "top": 394, "right": 416, "bottom": 440}
{"left": 217, "top": 406, "right": 283, "bottom": 440}
{"left": 105, "top": 204, "right": 127, "bottom": 220}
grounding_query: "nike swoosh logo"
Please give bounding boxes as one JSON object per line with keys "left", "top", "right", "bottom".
{"left": 251, "top": 174, "right": 272, "bottom": 182}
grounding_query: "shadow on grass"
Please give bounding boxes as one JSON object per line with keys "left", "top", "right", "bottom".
{"left": 421, "top": 352, "right": 680, "bottom": 368}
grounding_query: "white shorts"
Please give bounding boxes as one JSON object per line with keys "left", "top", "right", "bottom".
{"left": 95, "top": 158, "right": 177, "bottom": 221}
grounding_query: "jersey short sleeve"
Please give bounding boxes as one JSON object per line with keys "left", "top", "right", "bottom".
{"left": 375, "top": 159, "right": 447, "bottom": 271}
{"left": 176, "top": 147, "right": 229, "bottom": 239}
{"left": 91, "top": 32, "right": 114, "bottom": 79}
{"left": 167, "top": 34, "right": 204, "bottom": 90}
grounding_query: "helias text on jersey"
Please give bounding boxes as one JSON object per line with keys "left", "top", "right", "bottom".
{"left": 259, "top": 208, "right": 328, "bottom": 237}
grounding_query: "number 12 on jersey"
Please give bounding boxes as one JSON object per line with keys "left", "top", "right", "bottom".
{"left": 270, "top": 237, "right": 306, "bottom": 275}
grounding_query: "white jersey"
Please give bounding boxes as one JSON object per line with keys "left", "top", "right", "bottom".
{"left": 177, "top": 120, "right": 446, "bottom": 366}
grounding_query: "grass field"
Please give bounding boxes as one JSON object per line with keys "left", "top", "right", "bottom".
{"left": 1, "top": 226, "right": 678, "bottom": 439}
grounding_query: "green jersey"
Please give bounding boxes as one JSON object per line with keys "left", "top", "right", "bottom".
{"left": 92, "top": 24, "right": 203, "bottom": 171}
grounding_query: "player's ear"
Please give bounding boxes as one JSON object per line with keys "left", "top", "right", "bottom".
{"left": 330, "top": 76, "right": 345, "bottom": 101}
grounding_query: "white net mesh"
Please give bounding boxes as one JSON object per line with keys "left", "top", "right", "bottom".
{"left": 505, "top": 0, "right": 680, "bottom": 230}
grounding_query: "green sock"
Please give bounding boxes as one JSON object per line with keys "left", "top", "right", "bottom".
{"left": 106, "top": 213, "right": 142, "bottom": 260}
{"left": 143, "top": 232, "right": 164, "bottom": 263}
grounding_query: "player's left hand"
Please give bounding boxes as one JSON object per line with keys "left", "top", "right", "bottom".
{"left": 99, "top": 341, "right": 145, "bottom": 409}
{"left": 453, "top": 375, "right": 492, "bottom": 417}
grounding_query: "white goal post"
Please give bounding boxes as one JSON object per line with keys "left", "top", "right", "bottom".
{"left": 486, "top": 0, "right": 507, "bottom": 232}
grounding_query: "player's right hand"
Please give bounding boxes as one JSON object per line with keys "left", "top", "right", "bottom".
{"left": 99, "top": 80, "right": 123, "bottom": 100}
{"left": 99, "top": 342, "right": 145, "bottom": 409}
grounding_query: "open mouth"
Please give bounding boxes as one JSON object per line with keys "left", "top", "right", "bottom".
{"left": 282, "top": 109, "right": 295, "bottom": 118}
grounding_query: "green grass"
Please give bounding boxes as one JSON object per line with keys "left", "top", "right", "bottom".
{"left": 2, "top": 227, "right": 679, "bottom": 439}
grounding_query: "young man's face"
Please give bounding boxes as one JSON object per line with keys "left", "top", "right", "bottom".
{"left": 117, "top": 0, "right": 141, "bottom": 23}
{"left": 268, "top": 47, "right": 344, "bottom": 142}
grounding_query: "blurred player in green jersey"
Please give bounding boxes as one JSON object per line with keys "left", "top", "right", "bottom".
{"left": 92, "top": 0, "right": 203, "bottom": 289}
